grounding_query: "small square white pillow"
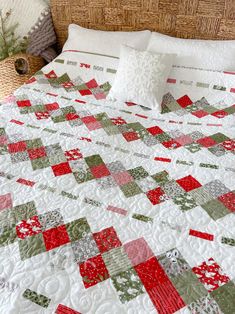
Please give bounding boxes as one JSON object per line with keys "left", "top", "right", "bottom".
{"left": 108, "top": 45, "right": 175, "bottom": 110}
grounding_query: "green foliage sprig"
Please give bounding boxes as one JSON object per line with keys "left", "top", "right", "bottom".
{"left": 0, "top": 9, "right": 28, "bottom": 61}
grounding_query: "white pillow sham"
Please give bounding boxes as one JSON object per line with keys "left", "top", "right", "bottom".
{"left": 62, "top": 24, "right": 151, "bottom": 58}
{"left": 147, "top": 32, "right": 235, "bottom": 71}
{"left": 108, "top": 45, "right": 175, "bottom": 110}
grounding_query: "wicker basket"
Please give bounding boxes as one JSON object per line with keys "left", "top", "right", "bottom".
{"left": 0, "top": 53, "right": 44, "bottom": 99}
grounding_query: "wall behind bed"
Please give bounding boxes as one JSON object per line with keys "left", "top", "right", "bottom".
{"left": 50, "top": 0, "right": 235, "bottom": 49}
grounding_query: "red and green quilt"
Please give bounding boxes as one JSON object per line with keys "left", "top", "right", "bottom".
{"left": 0, "top": 50, "right": 235, "bottom": 314}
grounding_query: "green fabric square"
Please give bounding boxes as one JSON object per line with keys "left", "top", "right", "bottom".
{"left": 173, "top": 193, "right": 197, "bottom": 211}
{"left": 76, "top": 83, "right": 87, "bottom": 91}
{"left": 120, "top": 182, "right": 142, "bottom": 198}
{"left": 57, "top": 73, "right": 70, "bottom": 84}
{"left": 20, "top": 106, "right": 35, "bottom": 114}
{"left": 51, "top": 114, "right": 67, "bottom": 123}
{"left": 100, "top": 119, "right": 114, "bottom": 128}
{"left": 127, "top": 122, "right": 144, "bottom": 132}
{"left": 33, "top": 105, "right": 47, "bottom": 113}
{"left": 31, "top": 156, "right": 50, "bottom": 170}
{"left": 210, "top": 133, "right": 230, "bottom": 143}
{"left": 203, "top": 105, "right": 217, "bottom": 114}
{"left": 95, "top": 112, "right": 109, "bottom": 121}
{"left": 185, "top": 104, "right": 199, "bottom": 113}
{"left": 210, "top": 281, "right": 235, "bottom": 314}
{"left": 26, "top": 138, "right": 44, "bottom": 149}
{"left": 18, "top": 233, "right": 46, "bottom": 260}
{"left": 167, "top": 101, "right": 182, "bottom": 111}
{"left": 185, "top": 142, "right": 202, "bottom": 153}
{"left": 61, "top": 106, "right": 76, "bottom": 115}
{"left": 73, "top": 170, "right": 94, "bottom": 183}
{"left": 161, "top": 105, "right": 171, "bottom": 114}
{"left": 23, "top": 289, "right": 51, "bottom": 308}
{"left": 156, "top": 132, "right": 171, "bottom": 143}
{"left": 170, "top": 270, "right": 207, "bottom": 304}
{"left": 104, "top": 125, "right": 120, "bottom": 135}
{"left": 66, "top": 217, "right": 91, "bottom": 242}
{"left": 0, "top": 227, "right": 17, "bottom": 247}
{"left": 0, "top": 128, "right": 6, "bottom": 136}
{"left": 151, "top": 170, "right": 169, "bottom": 186}
{"left": 13, "top": 201, "right": 37, "bottom": 222}
{"left": 224, "top": 106, "right": 235, "bottom": 114}
{"left": 85, "top": 154, "right": 104, "bottom": 167}
{"left": 201, "top": 199, "right": 230, "bottom": 220}
{"left": 100, "top": 82, "right": 111, "bottom": 92}
{"left": 0, "top": 145, "right": 8, "bottom": 155}
{"left": 111, "top": 268, "right": 144, "bottom": 303}
{"left": 128, "top": 166, "right": 149, "bottom": 180}
{"left": 102, "top": 247, "right": 132, "bottom": 276}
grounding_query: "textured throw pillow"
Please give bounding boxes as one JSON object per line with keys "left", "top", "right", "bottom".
{"left": 108, "top": 45, "right": 175, "bottom": 110}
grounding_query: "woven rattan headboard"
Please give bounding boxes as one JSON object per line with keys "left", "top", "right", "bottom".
{"left": 50, "top": 0, "right": 235, "bottom": 49}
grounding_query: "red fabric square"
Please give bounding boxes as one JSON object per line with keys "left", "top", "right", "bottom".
{"left": 35, "top": 112, "right": 50, "bottom": 120}
{"left": 16, "top": 216, "right": 42, "bottom": 239}
{"left": 52, "top": 162, "right": 72, "bottom": 176}
{"left": 174, "top": 135, "right": 193, "bottom": 146}
{"left": 135, "top": 257, "right": 185, "bottom": 313}
{"left": 45, "top": 70, "right": 57, "bottom": 79}
{"left": 197, "top": 137, "right": 217, "bottom": 148}
{"left": 8, "top": 141, "right": 27, "bottom": 153}
{"left": 28, "top": 147, "right": 47, "bottom": 160}
{"left": 147, "top": 126, "right": 164, "bottom": 135}
{"left": 177, "top": 95, "right": 193, "bottom": 108}
{"left": 79, "top": 89, "right": 92, "bottom": 96}
{"left": 122, "top": 131, "right": 139, "bottom": 142}
{"left": 218, "top": 192, "right": 235, "bottom": 212}
{"left": 86, "top": 121, "right": 102, "bottom": 131}
{"left": 176, "top": 175, "right": 202, "bottom": 192}
{"left": 0, "top": 193, "right": 12, "bottom": 211}
{"left": 66, "top": 113, "right": 79, "bottom": 121}
{"left": 192, "top": 257, "right": 230, "bottom": 292}
{"left": 55, "top": 304, "right": 81, "bottom": 314}
{"left": 45, "top": 102, "right": 59, "bottom": 111}
{"left": 17, "top": 100, "right": 31, "bottom": 108}
{"left": 0, "top": 135, "right": 7, "bottom": 145}
{"left": 62, "top": 81, "right": 74, "bottom": 88}
{"left": 90, "top": 164, "right": 110, "bottom": 178}
{"left": 192, "top": 110, "right": 209, "bottom": 118}
{"left": 93, "top": 226, "right": 122, "bottom": 253}
{"left": 126, "top": 102, "right": 137, "bottom": 106}
{"left": 146, "top": 187, "right": 166, "bottom": 205}
{"left": 65, "top": 149, "right": 83, "bottom": 161}
{"left": 221, "top": 140, "right": 235, "bottom": 151}
{"left": 124, "top": 238, "right": 154, "bottom": 266}
{"left": 112, "top": 171, "right": 133, "bottom": 185}
{"left": 79, "top": 254, "right": 110, "bottom": 288}
{"left": 111, "top": 117, "right": 127, "bottom": 125}
{"left": 26, "top": 77, "right": 36, "bottom": 84}
{"left": 81, "top": 116, "right": 97, "bottom": 124}
{"left": 211, "top": 110, "right": 228, "bottom": 118}
{"left": 86, "top": 79, "right": 98, "bottom": 89}
{"left": 43, "top": 225, "right": 70, "bottom": 251}
{"left": 162, "top": 139, "right": 181, "bottom": 149}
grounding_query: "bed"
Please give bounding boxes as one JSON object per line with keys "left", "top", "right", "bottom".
{"left": 0, "top": 1, "right": 235, "bottom": 313}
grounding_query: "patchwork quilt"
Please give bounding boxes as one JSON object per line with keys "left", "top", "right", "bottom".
{"left": 0, "top": 50, "right": 235, "bottom": 314}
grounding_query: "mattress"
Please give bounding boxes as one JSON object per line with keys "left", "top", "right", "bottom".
{"left": 0, "top": 50, "right": 235, "bottom": 314}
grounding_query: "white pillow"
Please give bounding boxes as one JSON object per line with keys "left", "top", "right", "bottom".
{"left": 63, "top": 24, "right": 151, "bottom": 58}
{"left": 147, "top": 32, "right": 235, "bottom": 71}
{"left": 108, "top": 45, "right": 175, "bottom": 110}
